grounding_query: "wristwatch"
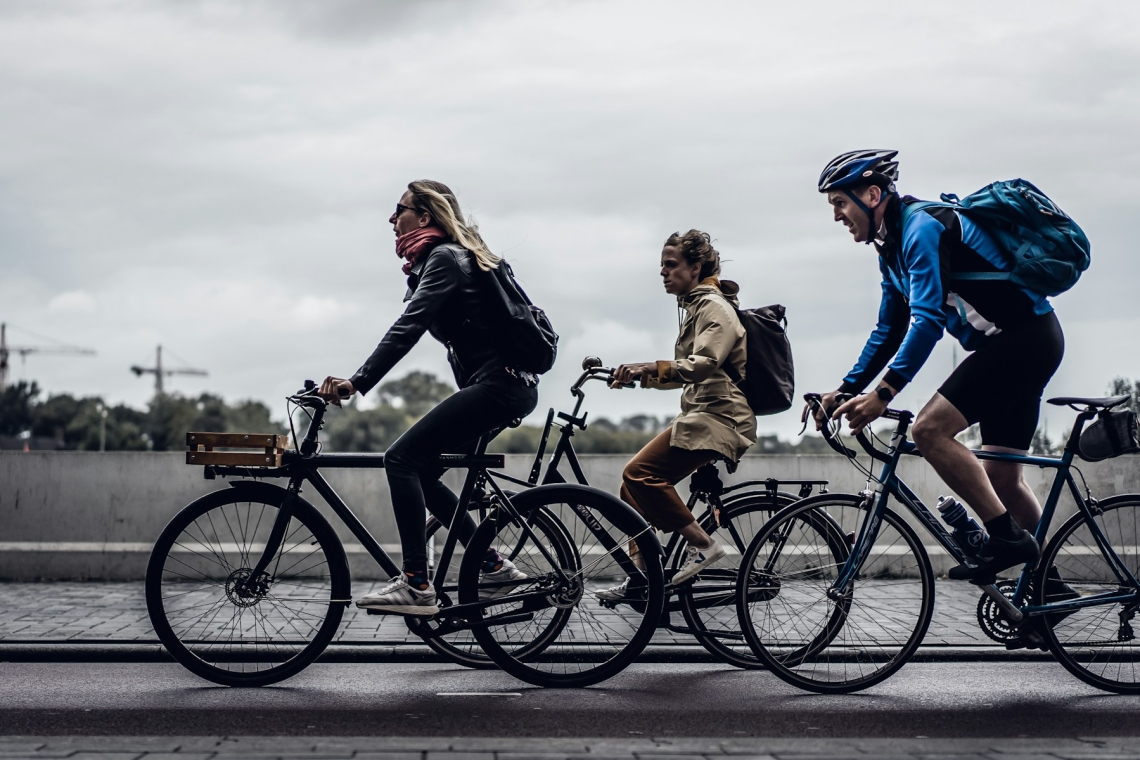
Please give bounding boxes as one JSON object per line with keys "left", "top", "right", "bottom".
{"left": 876, "top": 385, "right": 895, "bottom": 403}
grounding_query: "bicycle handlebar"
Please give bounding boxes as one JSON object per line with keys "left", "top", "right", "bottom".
{"left": 803, "top": 393, "right": 862, "bottom": 459}
{"left": 803, "top": 393, "right": 916, "bottom": 463}
{"left": 571, "top": 360, "right": 633, "bottom": 398}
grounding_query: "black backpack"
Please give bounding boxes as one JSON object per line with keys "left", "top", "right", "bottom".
{"left": 721, "top": 303, "right": 795, "bottom": 416}
{"left": 489, "top": 260, "right": 559, "bottom": 374}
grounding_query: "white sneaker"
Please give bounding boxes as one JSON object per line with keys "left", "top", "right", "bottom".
{"left": 355, "top": 575, "right": 439, "bottom": 616}
{"left": 672, "top": 539, "right": 727, "bottom": 585}
{"left": 595, "top": 578, "right": 630, "bottom": 602}
{"left": 480, "top": 558, "right": 528, "bottom": 600}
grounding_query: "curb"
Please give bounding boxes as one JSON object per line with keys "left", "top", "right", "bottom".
{"left": 0, "top": 642, "right": 1053, "bottom": 663}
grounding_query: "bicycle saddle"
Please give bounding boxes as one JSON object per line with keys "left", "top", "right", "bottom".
{"left": 1046, "top": 394, "right": 1131, "bottom": 409}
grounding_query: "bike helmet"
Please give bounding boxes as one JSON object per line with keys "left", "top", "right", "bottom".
{"left": 818, "top": 149, "right": 900, "bottom": 245}
{"left": 818, "top": 149, "right": 899, "bottom": 193}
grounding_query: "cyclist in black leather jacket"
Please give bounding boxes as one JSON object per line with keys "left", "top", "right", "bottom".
{"left": 319, "top": 180, "right": 538, "bottom": 616}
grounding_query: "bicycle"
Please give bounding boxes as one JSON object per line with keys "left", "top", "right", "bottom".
{"left": 735, "top": 391, "right": 1140, "bottom": 694}
{"left": 146, "top": 381, "right": 666, "bottom": 689}
{"left": 539, "top": 357, "right": 828, "bottom": 668}
{"left": 423, "top": 356, "right": 827, "bottom": 670}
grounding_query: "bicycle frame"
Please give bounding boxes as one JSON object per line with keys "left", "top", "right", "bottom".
{"left": 826, "top": 405, "right": 1140, "bottom": 622}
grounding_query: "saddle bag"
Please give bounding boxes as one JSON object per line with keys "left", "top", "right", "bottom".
{"left": 1079, "top": 409, "right": 1140, "bottom": 462}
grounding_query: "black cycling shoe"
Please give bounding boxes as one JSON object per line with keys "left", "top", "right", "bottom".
{"left": 948, "top": 529, "right": 1040, "bottom": 584}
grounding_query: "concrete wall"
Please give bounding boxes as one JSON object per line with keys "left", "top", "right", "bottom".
{"left": 2, "top": 450, "right": 1139, "bottom": 580}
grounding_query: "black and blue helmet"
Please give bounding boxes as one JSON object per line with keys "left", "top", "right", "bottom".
{"left": 818, "top": 149, "right": 899, "bottom": 194}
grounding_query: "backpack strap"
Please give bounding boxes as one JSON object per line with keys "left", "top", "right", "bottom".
{"left": 901, "top": 199, "right": 1013, "bottom": 286}
{"left": 700, "top": 290, "right": 747, "bottom": 385}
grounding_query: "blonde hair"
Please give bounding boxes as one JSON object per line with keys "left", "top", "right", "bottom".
{"left": 665, "top": 229, "right": 720, "bottom": 280}
{"left": 407, "top": 180, "right": 500, "bottom": 271}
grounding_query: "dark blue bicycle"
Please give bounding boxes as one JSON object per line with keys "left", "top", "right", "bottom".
{"left": 735, "top": 392, "right": 1140, "bottom": 694}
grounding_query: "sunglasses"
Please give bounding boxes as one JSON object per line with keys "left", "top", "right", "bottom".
{"left": 394, "top": 203, "right": 416, "bottom": 217}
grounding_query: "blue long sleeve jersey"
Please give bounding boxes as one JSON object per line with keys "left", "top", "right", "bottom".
{"left": 839, "top": 196, "right": 1053, "bottom": 395}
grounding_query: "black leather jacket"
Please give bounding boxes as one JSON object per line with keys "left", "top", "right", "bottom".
{"left": 350, "top": 244, "right": 509, "bottom": 394}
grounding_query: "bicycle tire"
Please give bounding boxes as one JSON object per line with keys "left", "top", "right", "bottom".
{"left": 737, "top": 492, "right": 935, "bottom": 694}
{"left": 408, "top": 508, "right": 574, "bottom": 669}
{"left": 146, "top": 483, "right": 350, "bottom": 687}
{"left": 1037, "top": 494, "right": 1140, "bottom": 694}
{"left": 460, "top": 484, "right": 665, "bottom": 688}
{"left": 674, "top": 489, "right": 799, "bottom": 669}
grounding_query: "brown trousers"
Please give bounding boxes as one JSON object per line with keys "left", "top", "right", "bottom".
{"left": 619, "top": 429, "right": 719, "bottom": 532}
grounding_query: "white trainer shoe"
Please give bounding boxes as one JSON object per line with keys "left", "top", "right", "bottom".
{"left": 355, "top": 575, "right": 439, "bottom": 616}
{"left": 479, "top": 558, "right": 528, "bottom": 600}
{"left": 672, "top": 539, "right": 727, "bottom": 585}
{"left": 595, "top": 578, "right": 630, "bottom": 602}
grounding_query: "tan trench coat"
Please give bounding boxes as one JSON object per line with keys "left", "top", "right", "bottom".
{"left": 642, "top": 277, "right": 757, "bottom": 462}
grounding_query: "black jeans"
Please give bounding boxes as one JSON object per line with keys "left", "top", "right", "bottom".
{"left": 385, "top": 370, "right": 538, "bottom": 572}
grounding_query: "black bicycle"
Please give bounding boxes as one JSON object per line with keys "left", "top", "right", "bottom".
{"left": 146, "top": 381, "right": 665, "bottom": 688}
{"left": 427, "top": 356, "right": 826, "bottom": 670}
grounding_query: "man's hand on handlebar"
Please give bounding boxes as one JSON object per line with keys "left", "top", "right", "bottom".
{"left": 803, "top": 390, "right": 841, "bottom": 431}
{"left": 610, "top": 362, "right": 655, "bottom": 388}
{"left": 318, "top": 376, "right": 355, "bottom": 407}
{"left": 833, "top": 391, "right": 889, "bottom": 435}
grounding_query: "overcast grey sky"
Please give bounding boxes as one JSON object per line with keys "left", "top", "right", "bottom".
{"left": 2, "top": 0, "right": 1139, "bottom": 440}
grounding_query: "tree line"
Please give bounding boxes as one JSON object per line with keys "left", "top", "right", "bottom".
{"left": 0, "top": 380, "right": 282, "bottom": 451}
{"left": 4, "top": 371, "right": 1135, "bottom": 455}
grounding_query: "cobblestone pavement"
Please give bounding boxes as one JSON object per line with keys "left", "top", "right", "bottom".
{"left": 0, "top": 580, "right": 990, "bottom": 647}
{"left": 1, "top": 736, "right": 1139, "bottom": 759}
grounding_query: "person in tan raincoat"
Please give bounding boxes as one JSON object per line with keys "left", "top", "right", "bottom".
{"left": 599, "top": 230, "right": 756, "bottom": 597}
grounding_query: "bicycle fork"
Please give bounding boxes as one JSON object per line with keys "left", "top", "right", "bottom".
{"left": 236, "top": 476, "right": 304, "bottom": 596}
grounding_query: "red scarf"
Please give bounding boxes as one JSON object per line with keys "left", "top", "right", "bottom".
{"left": 396, "top": 226, "right": 448, "bottom": 275}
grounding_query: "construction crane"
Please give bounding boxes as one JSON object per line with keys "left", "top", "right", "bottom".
{"left": 0, "top": 322, "right": 97, "bottom": 391}
{"left": 130, "top": 345, "right": 208, "bottom": 396}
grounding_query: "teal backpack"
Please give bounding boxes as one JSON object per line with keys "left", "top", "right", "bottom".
{"left": 901, "top": 178, "right": 1091, "bottom": 297}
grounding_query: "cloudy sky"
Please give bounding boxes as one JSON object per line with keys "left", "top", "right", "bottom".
{"left": 2, "top": 0, "right": 1139, "bottom": 440}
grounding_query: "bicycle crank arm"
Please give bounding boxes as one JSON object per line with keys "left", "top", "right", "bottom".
{"left": 980, "top": 583, "right": 1023, "bottom": 623}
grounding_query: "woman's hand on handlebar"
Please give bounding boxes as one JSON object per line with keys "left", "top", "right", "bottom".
{"left": 318, "top": 376, "right": 355, "bottom": 406}
{"left": 803, "top": 390, "right": 841, "bottom": 430}
{"left": 832, "top": 392, "right": 888, "bottom": 434}
{"left": 610, "top": 362, "right": 655, "bottom": 388}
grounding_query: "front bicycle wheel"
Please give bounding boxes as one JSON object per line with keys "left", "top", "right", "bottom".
{"left": 145, "top": 484, "right": 350, "bottom": 687}
{"left": 1038, "top": 495, "right": 1140, "bottom": 693}
{"left": 675, "top": 489, "right": 798, "bottom": 669}
{"left": 737, "top": 493, "right": 934, "bottom": 693}
{"left": 460, "top": 484, "right": 665, "bottom": 688}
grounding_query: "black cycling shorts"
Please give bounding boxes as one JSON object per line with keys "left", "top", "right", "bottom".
{"left": 937, "top": 311, "right": 1064, "bottom": 451}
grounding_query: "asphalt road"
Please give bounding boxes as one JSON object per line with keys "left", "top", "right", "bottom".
{"left": 1, "top": 661, "right": 1138, "bottom": 738}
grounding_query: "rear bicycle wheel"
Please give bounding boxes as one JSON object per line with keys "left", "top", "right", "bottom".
{"left": 460, "top": 484, "right": 665, "bottom": 688}
{"left": 675, "top": 489, "right": 798, "bottom": 669}
{"left": 145, "top": 484, "right": 349, "bottom": 687}
{"left": 737, "top": 493, "right": 934, "bottom": 694}
{"left": 405, "top": 514, "right": 493, "bottom": 669}
{"left": 1038, "top": 495, "right": 1140, "bottom": 693}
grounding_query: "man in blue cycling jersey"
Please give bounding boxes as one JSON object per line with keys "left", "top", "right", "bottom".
{"left": 809, "top": 149, "right": 1064, "bottom": 582}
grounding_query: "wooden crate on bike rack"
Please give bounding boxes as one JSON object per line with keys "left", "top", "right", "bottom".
{"left": 185, "top": 432, "right": 291, "bottom": 467}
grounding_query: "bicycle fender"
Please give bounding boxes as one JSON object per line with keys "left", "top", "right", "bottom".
{"left": 226, "top": 479, "right": 290, "bottom": 496}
